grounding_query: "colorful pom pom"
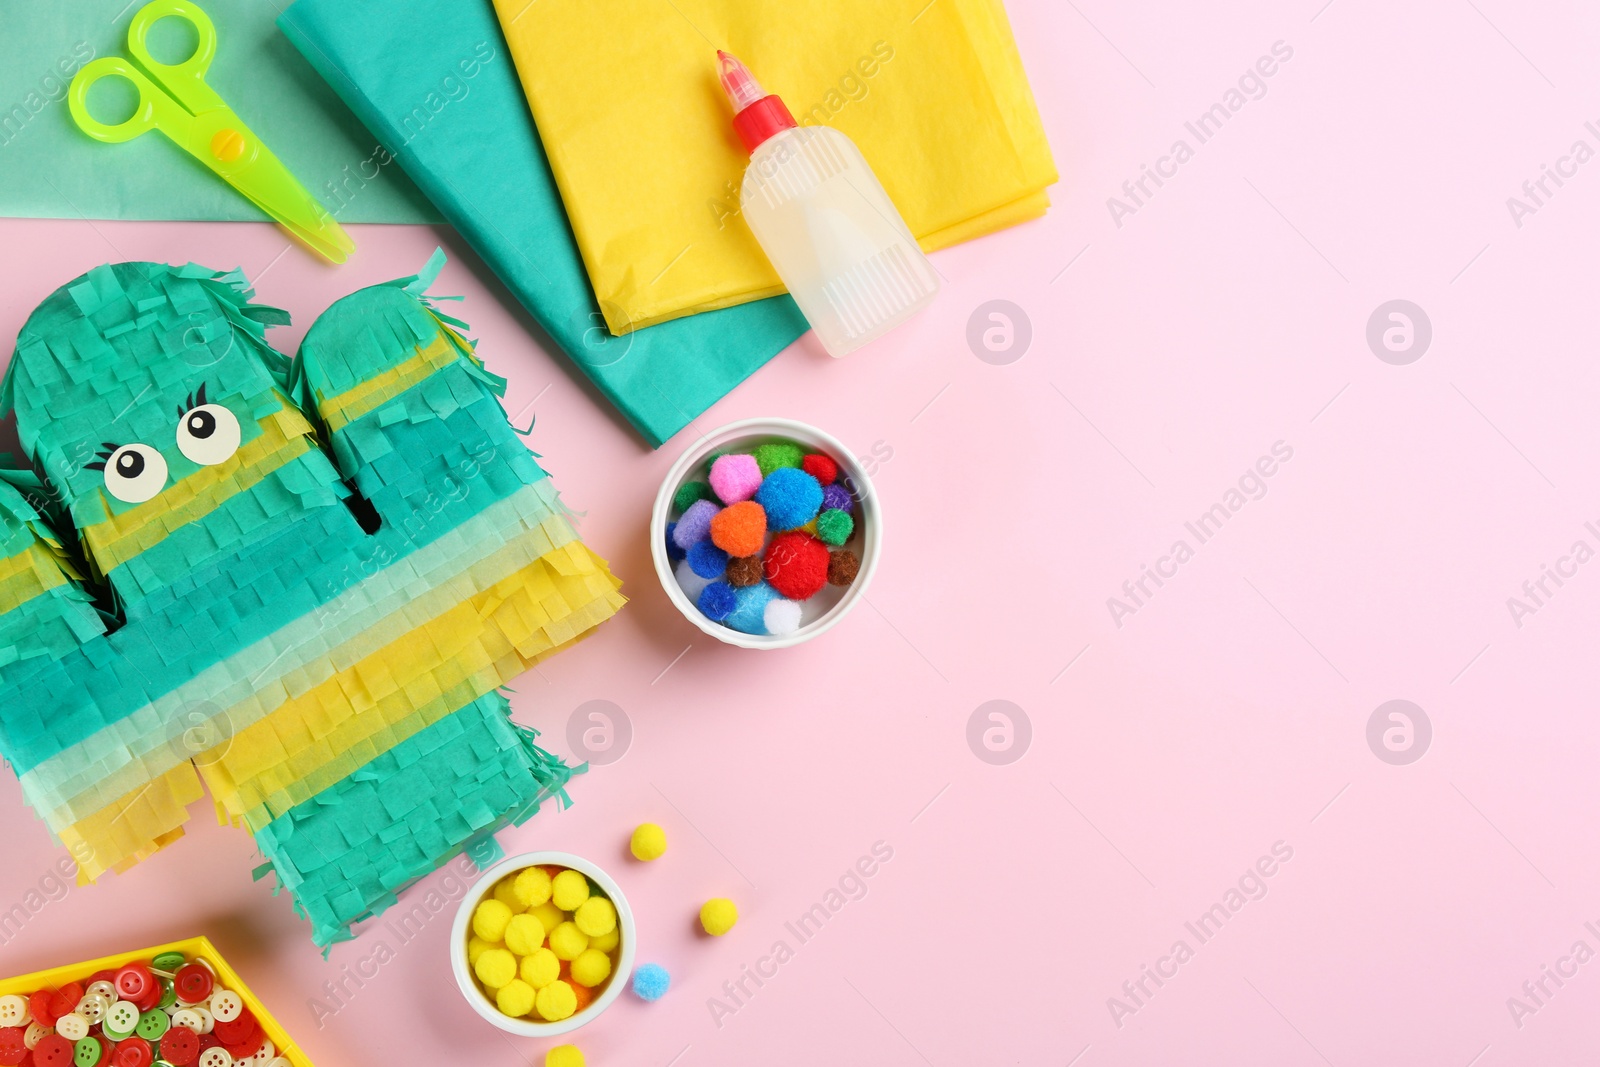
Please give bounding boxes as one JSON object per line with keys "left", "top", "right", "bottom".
{"left": 535, "top": 981, "right": 578, "bottom": 1021}
{"left": 725, "top": 555, "right": 763, "bottom": 587}
{"left": 473, "top": 899, "right": 514, "bottom": 942}
{"left": 676, "top": 558, "right": 713, "bottom": 603}
{"left": 700, "top": 898, "right": 739, "bottom": 936}
{"left": 514, "top": 866, "right": 553, "bottom": 908}
{"left": 474, "top": 948, "right": 517, "bottom": 989}
{"left": 664, "top": 522, "right": 686, "bottom": 562}
{"left": 674, "top": 480, "right": 714, "bottom": 512}
{"left": 530, "top": 901, "right": 565, "bottom": 937}
{"left": 687, "top": 540, "right": 729, "bottom": 579}
{"left": 574, "top": 897, "right": 617, "bottom": 937}
{"left": 753, "top": 441, "right": 805, "bottom": 475}
{"left": 708, "top": 454, "right": 762, "bottom": 504}
{"left": 548, "top": 921, "right": 590, "bottom": 961}
{"left": 672, "top": 499, "right": 718, "bottom": 549}
{"left": 801, "top": 453, "right": 838, "bottom": 485}
{"left": 521, "top": 947, "right": 561, "bottom": 989}
{"left": 821, "top": 483, "right": 853, "bottom": 513}
{"left": 632, "top": 963, "right": 671, "bottom": 1002}
{"left": 590, "top": 927, "right": 620, "bottom": 953}
{"left": 546, "top": 1046, "right": 585, "bottom": 1067}
{"left": 763, "top": 598, "right": 803, "bottom": 636}
{"left": 496, "top": 979, "right": 536, "bottom": 1018}
{"left": 726, "top": 582, "right": 779, "bottom": 634}
{"left": 698, "top": 582, "right": 737, "bottom": 621}
{"left": 763, "top": 532, "right": 830, "bottom": 600}
{"left": 828, "top": 549, "right": 860, "bottom": 587}
{"left": 552, "top": 870, "right": 590, "bottom": 911}
{"left": 631, "top": 822, "right": 667, "bottom": 861}
{"left": 754, "top": 467, "right": 823, "bottom": 530}
{"left": 570, "top": 948, "right": 612, "bottom": 988}
{"left": 504, "top": 913, "right": 546, "bottom": 956}
{"left": 710, "top": 500, "right": 767, "bottom": 557}
{"left": 815, "top": 508, "right": 854, "bottom": 546}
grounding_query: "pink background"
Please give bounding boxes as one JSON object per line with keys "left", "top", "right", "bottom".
{"left": 4, "top": 0, "right": 1600, "bottom": 1063}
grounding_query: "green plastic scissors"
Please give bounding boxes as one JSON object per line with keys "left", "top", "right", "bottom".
{"left": 68, "top": 0, "right": 355, "bottom": 264}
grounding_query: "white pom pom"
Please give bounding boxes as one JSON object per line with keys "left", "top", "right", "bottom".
{"left": 676, "top": 559, "right": 712, "bottom": 602}
{"left": 763, "top": 597, "right": 803, "bottom": 636}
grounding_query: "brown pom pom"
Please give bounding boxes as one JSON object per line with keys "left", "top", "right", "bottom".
{"left": 725, "top": 554, "right": 763, "bottom": 587}
{"left": 827, "top": 549, "right": 859, "bottom": 587}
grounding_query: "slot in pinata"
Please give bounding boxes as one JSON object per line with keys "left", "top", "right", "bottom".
{"left": 0, "top": 251, "right": 624, "bottom": 947}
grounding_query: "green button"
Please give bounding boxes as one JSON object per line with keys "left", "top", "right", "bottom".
{"left": 73, "top": 1037, "right": 102, "bottom": 1067}
{"left": 136, "top": 1009, "right": 171, "bottom": 1041}
{"left": 156, "top": 979, "right": 177, "bottom": 1011}
{"left": 151, "top": 952, "right": 187, "bottom": 973}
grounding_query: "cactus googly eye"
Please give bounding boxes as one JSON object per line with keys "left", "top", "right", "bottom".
{"left": 90, "top": 443, "right": 169, "bottom": 503}
{"left": 176, "top": 401, "right": 241, "bottom": 466}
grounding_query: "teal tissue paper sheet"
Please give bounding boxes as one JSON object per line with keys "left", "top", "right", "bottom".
{"left": 276, "top": 0, "right": 807, "bottom": 447}
{"left": 0, "top": 1, "right": 440, "bottom": 223}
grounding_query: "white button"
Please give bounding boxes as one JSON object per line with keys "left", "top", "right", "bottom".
{"left": 208, "top": 990, "right": 242, "bottom": 1022}
{"left": 104, "top": 1000, "right": 141, "bottom": 1035}
{"left": 75, "top": 994, "right": 108, "bottom": 1023}
{"left": 198, "top": 1048, "right": 233, "bottom": 1067}
{"left": 192, "top": 1006, "right": 215, "bottom": 1034}
{"left": 171, "top": 1008, "right": 206, "bottom": 1033}
{"left": 86, "top": 981, "right": 117, "bottom": 1001}
{"left": 23, "top": 1022, "right": 51, "bottom": 1050}
{"left": 0, "top": 995, "right": 29, "bottom": 1027}
{"left": 54, "top": 1013, "right": 89, "bottom": 1041}
{"left": 253, "top": 1039, "right": 276, "bottom": 1066}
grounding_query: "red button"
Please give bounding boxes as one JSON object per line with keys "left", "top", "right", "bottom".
{"left": 222, "top": 1035, "right": 262, "bottom": 1062}
{"left": 85, "top": 972, "right": 115, "bottom": 987}
{"left": 130, "top": 983, "right": 160, "bottom": 1014}
{"left": 194, "top": 1035, "right": 219, "bottom": 1054}
{"left": 0, "top": 1028, "right": 27, "bottom": 1067}
{"left": 212, "top": 1011, "right": 256, "bottom": 1045}
{"left": 30, "top": 1036, "right": 71, "bottom": 1067}
{"left": 113, "top": 967, "right": 150, "bottom": 1004}
{"left": 25, "top": 995, "right": 53, "bottom": 1030}
{"left": 44, "top": 985, "right": 81, "bottom": 1023}
{"left": 172, "top": 967, "right": 211, "bottom": 1006}
{"left": 110, "top": 1040, "right": 150, "bottom": 1067}
{"left": 158, "top": 1028, "right": 197, "bottom": 1067}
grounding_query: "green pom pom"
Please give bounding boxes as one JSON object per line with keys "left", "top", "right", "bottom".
{"left": 815, "top": 508, "right": 854, "bottom": 546}
{"left": 673, "top": 481, "right": 714, "bottom": 512}
{"left": 753, "top": 442, "right": 804, "bottom": 477}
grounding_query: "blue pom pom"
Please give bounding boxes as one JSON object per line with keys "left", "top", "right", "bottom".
{"left": 632, "top": 962, "right": 671, "bottom": 1002}
{"left": 687, "top": 540, "right": 728, "bottom": 579}
{"left": 665, "top": 522, "right": 686, "bottom": 562}
{"left": 725, "top": 582, "right": 779, "bottom": 634}
{"left": 698, "top": 581, "right": 737, "bottom": 621}
{"left": 754, "top": 467, "right": 822, "bottom": 531}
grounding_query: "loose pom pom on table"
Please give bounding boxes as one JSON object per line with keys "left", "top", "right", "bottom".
{"left": 755, "top": 467, "right": 823, "bottom": 530}
{"left": 725, "top": 555, "right": 763, "bottom": 587}
{"left": 753, "top": 441, "right": 804, "bottom": 476}
{"left": 546, "top": 1047, "right": 585, "bottom": 1067}
{"left": 672, "top": 499, "right": 718, "bottom": 549}
{"left": 815, "top": 508, "right": 854, "bottom": 546}
{"left": 763, "top": 532, "right": 830, "bottom": 599}
{"left": 801, "top": 453, "right": 838, "bottom": 485}
{"left": 821, "top": 483, "right": 853, "bottom": 513}
{"left": 631, "top": 822, "right": 668, "bottom": 861}
{"left": 632, "top": 964, "right": 671, "bottom": 1002}
{"left": 700, "top": 898, "right": 739, "bottom": 936}
{"left": 763, "top": 598, "right": 803, "bottom": 636}
{"left": 687, "top": 540, "right": 729, "bottom": 579}
{"left": 673, "top": 480, "right": 714, "bottom": 512}
{"left": 710, "top": 500, "right": 766, "bottom": 557}
{"left": 828, "top": 549, "right": 860, "bottom": 587}
{"left": 676, "top": 559, "right": 713, "bottom": 603}
{"left": 698, "top": 581, "right": 738, "bottom": 621}
{"left": 726, "top": 582, "right": 779, "bottom": 634}
{"left": 709, "top": 454, "right": 762, "bottom": 504}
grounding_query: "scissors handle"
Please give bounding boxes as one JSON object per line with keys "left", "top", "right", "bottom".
{"left": 126, "top": 0, "right": 222, "bottom": 112}
{"left": 68, "top": 58, "right": 184, "bottom": 143}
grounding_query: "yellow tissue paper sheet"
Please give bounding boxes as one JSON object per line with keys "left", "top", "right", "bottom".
{"left": 492, "top": 0, "right": 1057, "bottom": 334}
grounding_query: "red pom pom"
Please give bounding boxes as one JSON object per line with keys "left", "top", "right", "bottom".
{"left": 800, "top": 454, "right": 838, "bottom": 486}
{"left": 763, "top": 532, "right": 829, "bottom": 599}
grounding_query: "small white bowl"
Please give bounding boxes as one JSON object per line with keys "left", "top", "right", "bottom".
{"left": 650, "top": 417, "right": 882, "bottom": 649}
{"left": 450, "top": 851, "right": 637, "bottom": 1037}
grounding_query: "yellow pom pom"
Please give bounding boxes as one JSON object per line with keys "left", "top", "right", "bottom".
{"left": 467, "top": 936, "right": 500, "bottom": 966}
{"left": 492, "top": 876, "right": 522, "bottom": 909}
{"left": 573, "top": 897, "right": 617, "bottom": 938}
{"left": 503, "top": 914, "right": 546, "bottom": 956}
{"left": 548, "top": 921, "right": 589, "bottom": 961}
{"left": 551, "top": 869, "right": 590, "bottom": 911}
{"left": 588, "top": 927, "right": 619, "bottom": 953}
{"left": 495, "top": 979, "right": 536, "bottom": 1018}
{"left": 569, "top": 948, "right": 612, "bottom": 988}
{"left": 630, "top": 823, "right": 667, "bottom": 861}
{"left": 699, "top": 898, "right": 738, "bottom": 936}
{"left": 514, "top": 866, "right": 553, "bottom": 908}
{"left": 530, "top": 901, "right": 566, "bottom": 936}
{"left": 520, "top": 947, "right": 561, "bottom": 989}
{"left": 472, "top": 899, "right": 514, "bottom": 942}
{"left": 535, "top": 980, "right": 578, "bottom": 1021}
{"left": 474, "top": 947, "right": 517, "bottom": 989}
{"left": 546, "top": 1046, "right": 585, "bottom": 1067}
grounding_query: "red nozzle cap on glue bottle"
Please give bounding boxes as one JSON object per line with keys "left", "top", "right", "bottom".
{"left": 718, "top": 50, "right": 796, "bottom": 154}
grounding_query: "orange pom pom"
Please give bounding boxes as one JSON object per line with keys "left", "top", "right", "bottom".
{"left": 710, "top": 501, "right": 767, "bottom": 557}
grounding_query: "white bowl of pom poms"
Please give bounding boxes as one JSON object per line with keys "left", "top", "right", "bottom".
{"left": 450, "top": 851, "right": 637, "bottom": 1037}
{"left": 650, "top": 417, "right": 882, "bottom": 649}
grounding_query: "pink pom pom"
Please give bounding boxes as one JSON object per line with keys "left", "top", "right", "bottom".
{"left": 709, "top": 454, "right": 763, "bottom": 504}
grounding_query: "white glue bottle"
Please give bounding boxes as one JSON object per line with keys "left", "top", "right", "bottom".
{"left": 718, "top": 51, "right": 939, "bottom": 357}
